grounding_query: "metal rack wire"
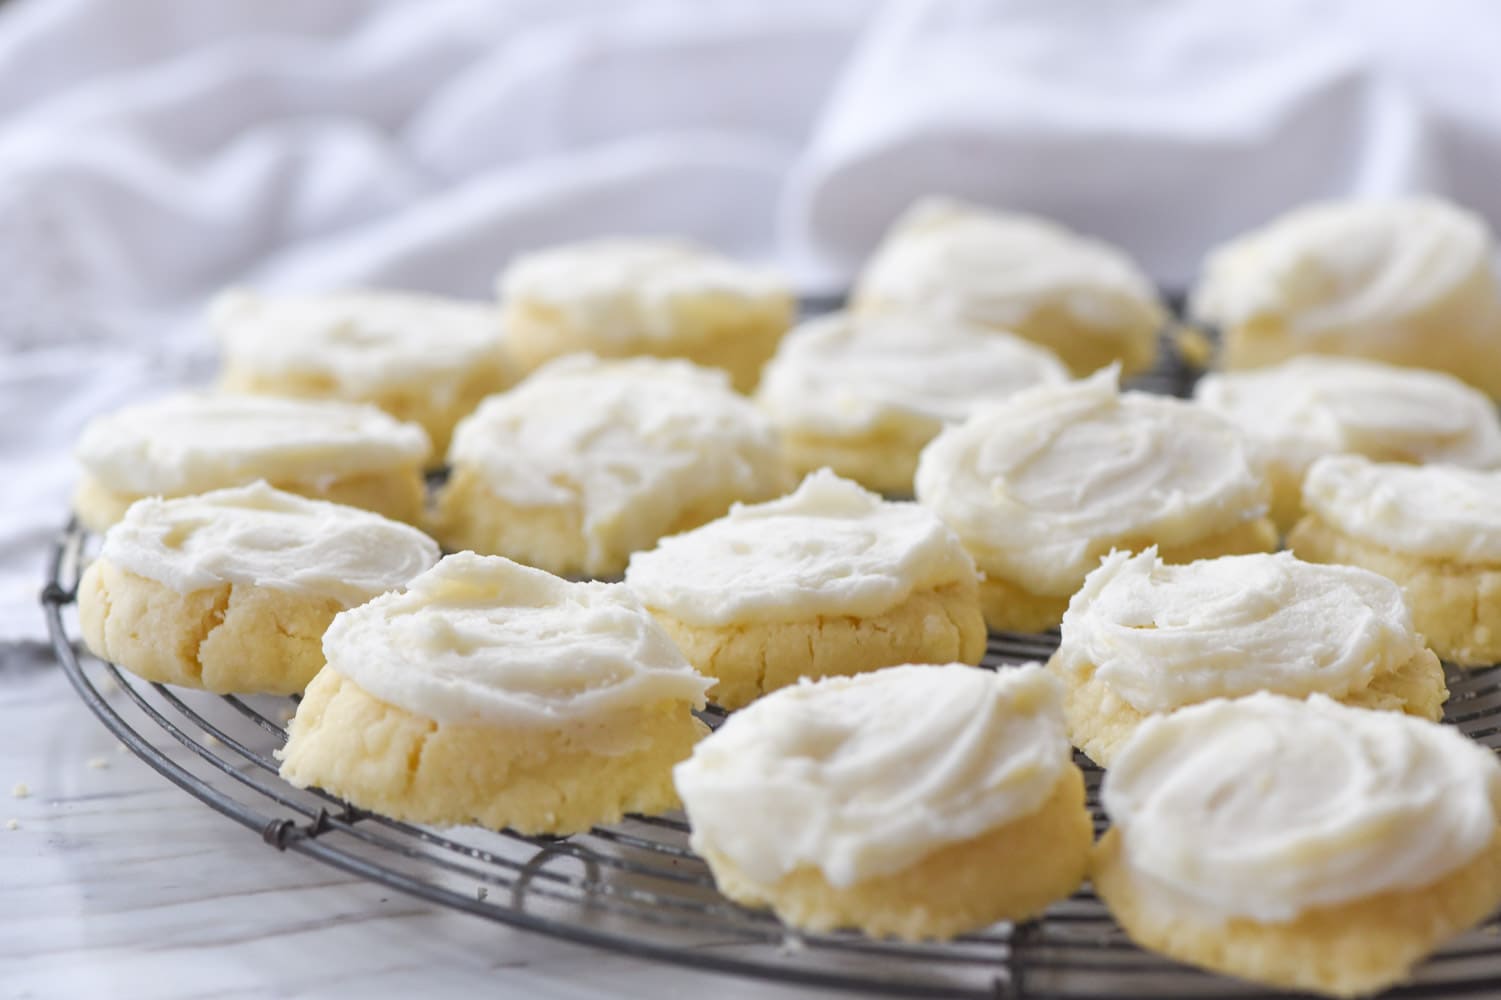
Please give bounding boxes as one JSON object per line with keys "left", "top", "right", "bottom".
{"left": 37, "top": 315, "right": 1501, "bottom": 997}
{"left": 40, "top": 523, "right": 1501, "bottom": 999}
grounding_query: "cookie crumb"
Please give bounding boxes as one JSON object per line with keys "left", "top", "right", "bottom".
{"left": 204, "top": 734, "right": 223, "bottom": 748}
{"left": 11, "top": 783, "right": 29, "bottom": 799}
{"left": 115, "top": 742, "right": 129, "bottom": 755}
{"left": 5, "top": 819, "right": 17, "bottom": 831}
{"left": 1171, "top": 324, "right": 1215, "bottom": 369}
{"left": 87, "top": 756, "right": 109, "bottom": 770}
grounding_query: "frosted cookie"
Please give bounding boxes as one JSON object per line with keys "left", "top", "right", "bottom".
{"left": 676, "top": 664, "right": 1091, "bottom": 940}
{"left": 279, "top": 553, "right": 711, "bottom": 835}
{"left": 73, "top": 392, "right": 431, "bottom": 531}
{"left": 853, "top": 197, "right": 1164, "bottom": 377}
{"left": 1290, "top": 455, "right": 1501, "bottom": 667}
{"left": 915, "top": 368, "right": 1275, "bottom": 632}
{"left": 624, "top": 470, "right": 985, "bottom": 709}
{"left": 1192, "top": 197, "right": 1501, "bottom": 397}
{"left": 1195, "top": 356, "right": 1501, "bottom": 529}
{"left": 498, "top": 238, "right": 793, "bottom": 391}
{"left": 434, "top": 356, "right": 789, "bottom": 578}
{"left": 1050, "top": 548, "right": 1446, "bottom": 765}
{"left": 754, "top": 310, "right": 1069, "bottom": 494}
{"left": 213, "top": 289, "right": 514, "bottom": 457}
{"left": 1095, "top": 693, "right": 1501, "bottom": 997}
{"left": 77, "top": 483, "right": 438, "bottom": 694}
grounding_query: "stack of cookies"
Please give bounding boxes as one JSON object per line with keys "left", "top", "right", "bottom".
{"left": 71, "top": 195, "right": 1501, "bottom": 998}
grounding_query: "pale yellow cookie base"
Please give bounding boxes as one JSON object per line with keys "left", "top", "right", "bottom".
{"left": 504, "top": 296, "right": 794, "bottom": 393}
{"left": 1170, "top": 324, "right": 1215, "bottom": 370}
{"left": 220, "top": 356, "right": 513, "bottom": 459}
{"left": 978, "top": 517, "right": 1280, "bottom": 632}
{"left": 858, "top": 294, "right": 1159, "bottom": 378}
{"left": 1094, "top": 827, "right": 1501, "bottom": 998}
{"left": 1049, "top": 646, "right": 1448, "bottom": 766}
{"left": 431, "top": 464, "right": 785, "bottom": 579}
{"left": 649, "top": 581, "right": 987, "bottom": 710}
{"left": 279, "top": 670, "right": 707, "bottom": 835}
{"left": 1289, "top": 514, "right": 1501, "bottom": 668}
{"left": 77, "top": 559, "right": 340, "bottom": 695}
{"left": 705, "top": 765, "right": 1091, "bottom": 941}
{"left": 776, "top": 426, "right": 931, "bottom": 497}
{"left": 73, "top": 467, "right": 427, "bottom": 533}
{"left": 1262, "top": 459, "right": 1307, "bottom": 535}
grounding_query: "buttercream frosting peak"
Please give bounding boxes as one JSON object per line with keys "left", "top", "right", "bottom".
{"left": 756, "top": 310, "right": 1069, "bottom": 437}
{"left": 1104, "top": 693, "right": 1501, "bottom": 921}
{"left": 855, "top": 197, "right": 1164, "bottom": 336}
{"left": 212, "top": 288, "right": 506, "bottom": 391}
{"left": 675, "top": 663, "right": 1071, "bottom": 888}
{"left": 915, "top": 368, "right": 1268, "bottom": 595}
{"left": 323, "top": 552, "right": 711, "bottom": 731}
{"left": 1055, "top": 548, "right": 1423, "bottom": 712}
{"left": 499, "top": 238, "right": 789, "bottom": 341}
{"left": 447, "top": 355, "right": 786, "bottom": 576}
{"left": 625, "top": 470, "right": 978, "bottom": 626}
{"left": 1303, "top": 455, "right": 1501, "bottom": 564}
{"left": 102, "top": 482, "right": 439, "bottom": 605}
{"left": 75, "top": 392, "right": 431, "bottom": 496}
{"left": 1192, "top": 197, "right": 1498, "bottom": 339}
{"left": 1195, "top": 356, "right": 1501, "bottom": 474}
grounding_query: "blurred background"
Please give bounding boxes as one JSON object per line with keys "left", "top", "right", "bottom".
{"left": 4, "top": 0, "right": 1501, "bottom": 638}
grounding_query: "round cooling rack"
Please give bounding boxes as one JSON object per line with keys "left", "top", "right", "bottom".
{"left": 36, "top": 314, "right": 1501, "bottom": 998}
{"left": 40, "top": 521, "right": 1501, "bottom": 999}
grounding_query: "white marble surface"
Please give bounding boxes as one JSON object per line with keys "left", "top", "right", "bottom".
{"left": 0, "top": 640, "right": 805, "bottom": 1000}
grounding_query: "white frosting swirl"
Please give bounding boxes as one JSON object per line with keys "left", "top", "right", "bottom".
{"left": 854, "top": 197, "right": 1164, "bottom": 340}
{"left": 1191, "top": 197, "right": 1500, "bottom": 342}
{"left": 324, "top": 552, "right": 711, "bottom": 732}
{"left": 102, "top": 482, "right": 439, "bottom": 605}
{"left": 915, "top": 368, "right": 1268, "bottom": 596}
{"left": 1195, "top": 356, "right": 1501, "bottom": 478}
{"left": 755, "top": 310, "right": 1069, "bottom": 438}
{"left": 624, "top": 470, "right": 978, "bottom": 626}
{"left": 674, "top": 663, "right": 1071, "bottom": 888}
{"left": 447, "top": 355, "right": 786, "bottom": 575}
{"left": 212, "top": 289, "right": 508, "bottom": 394}
{"left": 1304, "top": 455, "right": 1501, "bottom": 564}
{"left": 1104, "top": 693, "right": 1501, "bottom": 922}
{"left": 1056, "top": 549, "right": 1423, "bottom": 713}
{"left": 499, "top": 238, "right": 789, "bottom": 341}
{"left": 75, "top": 392, "right": 431, "bottom": 496}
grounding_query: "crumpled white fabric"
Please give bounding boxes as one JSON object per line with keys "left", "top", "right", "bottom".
{"left": 5, "top": 0, "right": 1501, "bottom": 639}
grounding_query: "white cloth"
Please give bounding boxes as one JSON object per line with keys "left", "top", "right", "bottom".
{"left": 6, "top": 0, "right": 1501, "bottom": 639}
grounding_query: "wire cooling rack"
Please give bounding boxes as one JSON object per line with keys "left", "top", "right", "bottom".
{"left": 37, "top": 314, "right": 1501, "bottom": 998}
{"left": 40, "top": 524, "right": 1501, "bottom": 999}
